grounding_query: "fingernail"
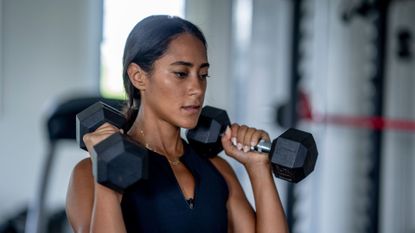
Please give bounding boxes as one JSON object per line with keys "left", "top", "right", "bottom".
{"left": 224, "top": 126, "right": 232, "bottom": 138}
{"left": 243, "top": 145, "right": 250, "bottom": 153}
{"left": 237, "top": 143, "right": 243, "bottom": 150}
{"left": 250, "top": 141, "right": 256, "bottom": 147}
{"left": 231, "top": 137, "right": 237, "bottom": 146}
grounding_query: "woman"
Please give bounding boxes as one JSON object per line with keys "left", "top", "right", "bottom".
{"left": 66, "top": 15, "right": 289, "bottom": 233}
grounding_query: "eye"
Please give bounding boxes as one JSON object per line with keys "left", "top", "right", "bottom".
{"left": 199, "top": 73, "right": 210, "bottom": 79}
{"left": 173, "top": 71, "right": 188, "bottom": 79}
{"left": 174, "top": 72, "right": 188, "bottom": 79}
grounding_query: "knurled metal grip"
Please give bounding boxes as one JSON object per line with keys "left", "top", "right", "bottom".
{"left": 252, "top": 140, "right": 272, "bottom": 152}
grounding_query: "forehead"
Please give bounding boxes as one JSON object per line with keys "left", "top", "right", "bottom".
{"left": 160, "top": 33, "right": 208, "bottom": 64}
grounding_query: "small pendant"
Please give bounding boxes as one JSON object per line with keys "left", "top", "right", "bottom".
{"left": 169, "top": 159, "right": 181, "bottom": 166}
{"left": 187, "top": 198, "right": 194, "bottom": 209}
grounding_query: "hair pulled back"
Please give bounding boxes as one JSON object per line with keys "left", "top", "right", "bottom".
{"left": 122, "top": 15, "right": 207, "bottom": 130}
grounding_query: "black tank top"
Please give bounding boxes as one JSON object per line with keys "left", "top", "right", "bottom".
{"left": 121, "top": 141, "right": 229, "bottom": 233}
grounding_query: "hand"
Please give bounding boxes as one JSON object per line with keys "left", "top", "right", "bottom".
{"left": 82, "top": 122, "right": 124, "bottom": 199}
{"left": 221, "top": 123, "right": 271, "bottom": 168}
{"left": 82, "top": 122, "right": 123, "bottom": 154}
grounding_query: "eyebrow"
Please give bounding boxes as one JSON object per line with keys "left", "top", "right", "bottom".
{"left": 170, "top": 61, "right": 210, "bottom": 68}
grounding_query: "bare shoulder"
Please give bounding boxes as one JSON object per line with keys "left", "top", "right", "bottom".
{"left": 72, "top": 158, "right": 93, "bottom": 176}
{"left": 66, "top": 158, "right": 94, "bottom": 233}
{"left": 67, "top": 157, "right": 94, "bottom": 202}
{"left": 68, "top": 158, "right": 94, "bottom": 191}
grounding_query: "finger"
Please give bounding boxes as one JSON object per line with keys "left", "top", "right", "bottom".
{"left": 221, "top": 126, "right": 233, "bottom": 151}
{"left": 236, "top": 125, "right": 248, "bottom": 149}
{"left": 94, "top": 123, "right": 121, "bottom": 136}
{"left": 98, "top": 122, "right": 119, "bottom": 131}
{"left": 82, "top": 132, "right": 91, "bottom": 146}
{"left": 250, "top": 129, "right": 270, "bottom": 147}
{"left": 230, "top": 123, "right": 239, "bottom": 146}
{"left": 260, "top": 130, "right": 271, "bottom": 141}
{"left": 242, "top": 127, "right": 257, "bottom": 152}
{"left": 221, "top": 126, "right": 244, "bottom": 157}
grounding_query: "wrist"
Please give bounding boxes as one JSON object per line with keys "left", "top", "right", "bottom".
{"left": 244, "top": 160, "right": 272, "bottom": 177}
{"left": 94, "top": 183, "right": 123, "bottom": 203}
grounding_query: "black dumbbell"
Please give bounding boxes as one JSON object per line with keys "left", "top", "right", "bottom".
{"left": 76, "top": 102, "right": 148, "bottom": 192}
{"left": 186, "top": 105, "right": 318, "bottom": 183}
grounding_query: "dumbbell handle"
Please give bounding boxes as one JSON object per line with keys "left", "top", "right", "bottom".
{"left": 252, "top": 140, "right": 272, "bottom": 153}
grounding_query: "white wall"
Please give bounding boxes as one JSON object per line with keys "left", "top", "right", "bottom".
{"left": 0, "top": 0, "right": 3, "bottom": 117}
{"left": 0, "top": 0, "right": 102, "bottom": 219}
{"left": 185, "top": 0, "right": 233, "bottom": 112}
{"left": 236, "top": 0, "right": 292, "bottom": 210}
{"left": 311, "top": 0, "right": 374, "bottom": 231}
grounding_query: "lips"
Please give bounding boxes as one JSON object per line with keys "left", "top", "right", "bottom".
{"left": 181, "top": 105, "right": 201, "bottom": 114}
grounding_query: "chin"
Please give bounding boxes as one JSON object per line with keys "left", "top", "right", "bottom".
{"left": 181, "top": 122, "right": 198, "bottom": 130}
{"left": 180, "top": 119, "right": 199, "bottom": 129}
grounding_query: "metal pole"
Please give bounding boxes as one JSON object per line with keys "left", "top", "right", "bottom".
{"left": 367, "top": 1, "right": 389, "bottom": 232}
{"left": 25, "top": 142, "right": 56, "bottom": 233}
{"left": 286, "top": 0, "right": 304, "bottom": 230}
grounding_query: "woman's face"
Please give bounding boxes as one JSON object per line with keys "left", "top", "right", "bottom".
{"left": 142, "top": 33, "right": 209, "bottom": 129}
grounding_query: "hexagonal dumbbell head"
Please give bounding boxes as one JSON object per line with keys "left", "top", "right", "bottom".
{"left": 269, "top": 128, "right": 318, "bottom": 183}
{"left": 91, "top": 133, "right": 149, "bottom": 193}
{"left": 76, "top": 101, "right": 126, "bottom": 150}
{"left": 186, "top": 106, "right": 230, "bottom": 158}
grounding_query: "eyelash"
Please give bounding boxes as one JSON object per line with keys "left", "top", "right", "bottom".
{"left": 174, "top": 72, "right": 210, "bottom": 80}
{"left": 174, "top": 72, "right": 187, "bottom": 78}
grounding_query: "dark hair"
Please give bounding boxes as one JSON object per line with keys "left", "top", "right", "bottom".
{"left": 122, "top": 15, "right": 207, "bottom": 130}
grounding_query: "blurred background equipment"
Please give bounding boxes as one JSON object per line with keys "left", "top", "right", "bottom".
{"left": 24, "top": 96, "right": 123, "bottom": 233}
{"left": 278, "top": 1, "right": 390, "bottom": 232}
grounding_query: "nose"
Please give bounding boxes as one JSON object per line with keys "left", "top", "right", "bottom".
{"left": 188, "top": 75, "right": 206, "bottom": 96}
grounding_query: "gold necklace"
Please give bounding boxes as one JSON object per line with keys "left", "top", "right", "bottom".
{"left": 140, "top": 130, "right": 182, "bottom": 166}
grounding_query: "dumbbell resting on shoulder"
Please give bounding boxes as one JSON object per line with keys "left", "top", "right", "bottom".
{"left": 186, "top": 106, "right": 318, "bottom": 183}
{"left": 76, "top": 101, "right": 148, "bottom": 193}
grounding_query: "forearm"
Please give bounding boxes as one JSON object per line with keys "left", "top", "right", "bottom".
{"left": 246, "top": 163, "right": 289, "bottom": 233}
{"left": 90, "top": 184, "right": 126, "bottom": 233}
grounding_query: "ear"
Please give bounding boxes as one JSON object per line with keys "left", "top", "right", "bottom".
{"left": 127, "top": 63, "right": 148, "bottom": 91}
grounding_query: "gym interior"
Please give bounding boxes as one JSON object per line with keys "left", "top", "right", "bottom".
{"left": 0, "top": 0, "right": 414, "bottom": 232}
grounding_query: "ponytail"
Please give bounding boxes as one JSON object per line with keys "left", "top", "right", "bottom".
{"left": 123, "top": 83, "right": 140, "bottom": 131}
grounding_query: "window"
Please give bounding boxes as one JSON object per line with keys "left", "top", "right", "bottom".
{"left": 100, "top": 0, "right": 185, "bottom": 99}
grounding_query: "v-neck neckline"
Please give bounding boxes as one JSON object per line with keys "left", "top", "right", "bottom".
{"left": 150, "top": 142, "right": 199, "bottom": 210}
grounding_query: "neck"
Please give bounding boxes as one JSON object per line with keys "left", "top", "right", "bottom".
{"left": 127, "top": 106, "right": 184, "bottom": 159}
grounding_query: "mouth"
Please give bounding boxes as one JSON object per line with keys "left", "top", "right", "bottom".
{"left": 181, "top": 105, "right": 201, "bottom": 114}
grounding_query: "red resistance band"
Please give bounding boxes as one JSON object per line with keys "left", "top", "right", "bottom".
{"left": 298, "top": 91, "right": 415, "bottom": 132}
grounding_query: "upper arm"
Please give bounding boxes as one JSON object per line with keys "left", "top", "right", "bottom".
{"left": 66, "top": 158, "right": 95, "bottom": 233}
{"left": 210, "top": 156, "right": 255, "bottom": 233}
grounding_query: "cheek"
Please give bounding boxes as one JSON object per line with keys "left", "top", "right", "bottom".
{"left": 202, "top": 82, "right": 208, "bottom": 92}
{"left": 151, "top": 78, "right": 185, "bottom": 102}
